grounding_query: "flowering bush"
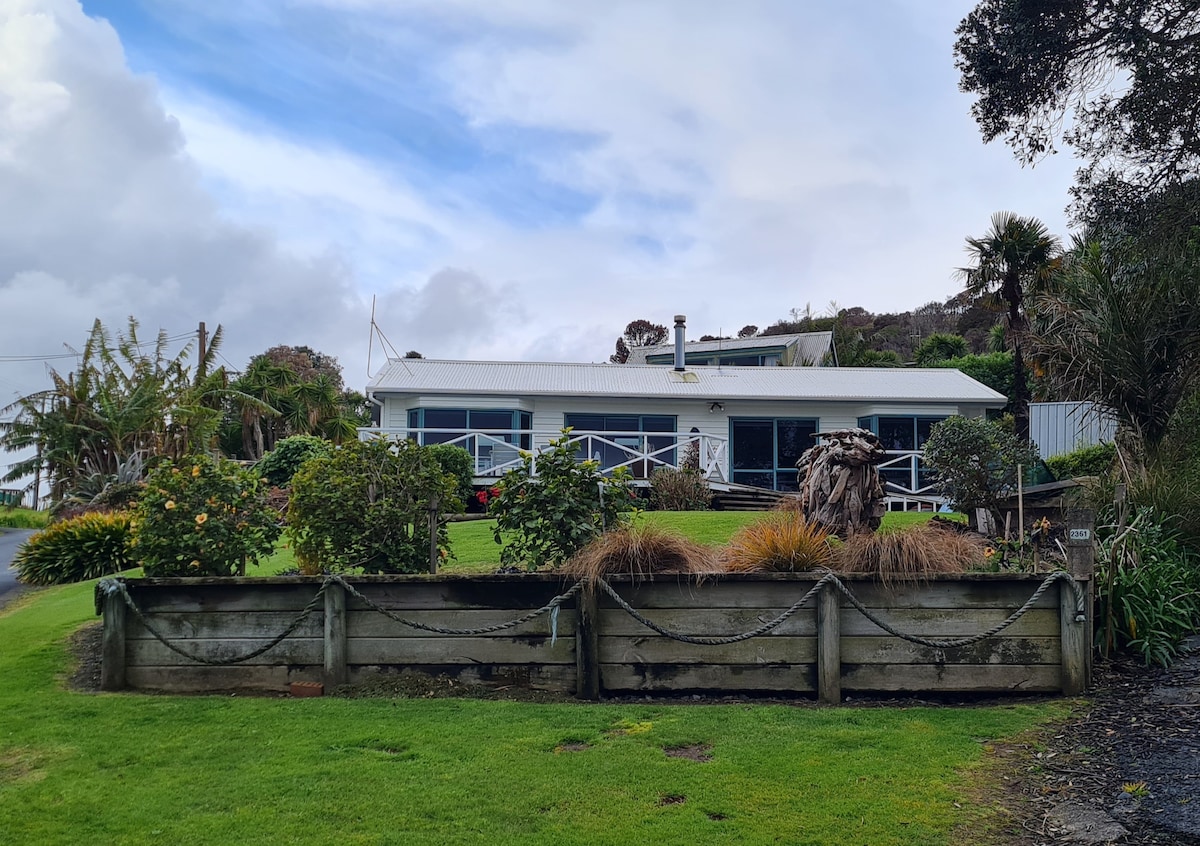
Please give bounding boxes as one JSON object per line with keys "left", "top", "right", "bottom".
{"left": 133, "top": 454, "right": 280, "bottom": 577}
{"left": 488, "top": 431, "right": 636, "bottom": 570}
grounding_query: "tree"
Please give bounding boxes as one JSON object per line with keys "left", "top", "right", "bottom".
{"left": 957, "top": 212, "right": 1060, "bottom": 441}
{"left": 609, "top": 337, "right": 631, "bottom": 364}
{"left": 0, "top": 317, "right": 236, "bottom": 503}
{"left": 228, "top": 346, "right": 362, "bottom": 459}
{"left": 955, "top": 0, "right": 1200, "bottom": 204}
{"left": 737, "top": 325, "right": 759, "bottom": 338}
{"left": 1029, "top": 235, "right": 1200, "bottom": 450}
{"left": 914, "top": 333, "right": 969, "bottom": 366}
{"left": 610, "top": 319, "right": 668, "bottom": 363}
{"left": 404, "top": 350, "right": 423, "bottom": 359}
{"left": 924, "top": 416, "right": 1040, "bottom": 531}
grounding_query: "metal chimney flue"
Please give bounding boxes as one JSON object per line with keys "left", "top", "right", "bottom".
{"left": 673, "top": 315, "right": 687, "bottom": 371}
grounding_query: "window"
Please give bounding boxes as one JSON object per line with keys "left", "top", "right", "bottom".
{"left": 407, "top": 408, "right": 531, "bottom": 450}
{"left": 563, "top": 413, "right": 677, "bottom": 473}
{"left": 857, "top": 415, "right": 946, "bottom": 492}
{"left": 730, "top": 417, "right": 818, "bottom": 491}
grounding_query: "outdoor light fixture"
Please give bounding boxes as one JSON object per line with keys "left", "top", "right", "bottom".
{"left": 709, "top": 402, "right": 724, "bottom": 413}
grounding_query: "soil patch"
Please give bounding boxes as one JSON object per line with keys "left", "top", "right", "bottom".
{"left": 663, "top": 743, "right": 712, "bottom": 762}
{"left": 67, "top": 622, "right": 103, "bottom": 692}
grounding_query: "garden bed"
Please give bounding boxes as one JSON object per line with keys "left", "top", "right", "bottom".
{"left": 97, "top": 571, "right": 1091, "bottom": 701}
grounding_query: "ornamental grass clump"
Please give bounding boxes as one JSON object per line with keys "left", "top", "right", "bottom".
{"left": 834, "top": 523, "right": 984, "bottom": 587}
{"left": 133, "top": 454, "right": 280, "bottom": 577}
{"left": 721, "top": 513, "right": 833, "bottom": 572}
{"left": 563, "top": 522, "right": 717, "bottom": 584}
{"left": 13, "top": 511, "right": 134, "bottom": 585}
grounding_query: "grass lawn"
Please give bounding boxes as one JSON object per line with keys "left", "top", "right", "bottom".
{"left": 0, "top": 578, "right": 1065, "bottom": 845}
{"left": 439, "top": 510, "right": 954, "bottom": 574}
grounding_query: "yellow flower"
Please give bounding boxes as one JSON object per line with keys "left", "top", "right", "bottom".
{"left": 189, "top": 560, "right": 200, "bottom": 569}
{"left": 195, "top": 513, "right": 208, "bottom": 525}
{"left": 192, "top": 465, "right": 201, "bottom": 477}
{"left": 984, "top": 546, "right": 996, "bottom": 557}
{"left": 164, "top": 500, "right": 176, "bottom": 510}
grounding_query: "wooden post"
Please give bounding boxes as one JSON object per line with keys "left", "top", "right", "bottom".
{"left": 575, "top": 582, "right": 601, "bottom": 700}
{"left": 1065, "top": 508, "right": 1096, "bottom": 687}
{"left": 323, "top": 581, "right": 348, "bottom": 688}
{"left": 1060, "top": 579, "right": 1087, "bottom": 695}
{"left": 428, "top": 497, "right": 439, "bottom": 575}
{"left": 817, "top": 582, "right": 841, "bottom": 704}
{"left": 100, "top": 585, "right": 127, "bottom": 692}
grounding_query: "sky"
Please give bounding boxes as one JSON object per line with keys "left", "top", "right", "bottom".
{"left": 0, "top": 0, "right": 1083, "bottom": 419}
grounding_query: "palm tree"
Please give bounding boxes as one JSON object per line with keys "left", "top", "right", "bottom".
{"left": 958, "top": 212, "right": 1061, "bottom": 442}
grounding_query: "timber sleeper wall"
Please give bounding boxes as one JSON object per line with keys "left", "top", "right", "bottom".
{"left": 99, "top": 573, "right": 1089, "bottom": 700}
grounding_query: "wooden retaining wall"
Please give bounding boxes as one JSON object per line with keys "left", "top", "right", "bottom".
{"left": 99, "top": 572, "right": 1090, "bottom": 701}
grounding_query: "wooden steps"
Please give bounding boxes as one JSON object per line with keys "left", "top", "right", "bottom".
{"left": 712, "top": 485, "right": 792, "bottom": 511}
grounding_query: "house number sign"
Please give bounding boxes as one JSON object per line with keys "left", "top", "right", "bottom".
{"left": 1067, "top": 528, "right": 1092, "bottom": 545}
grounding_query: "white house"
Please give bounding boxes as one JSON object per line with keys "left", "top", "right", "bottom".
{"left": 362, "top": 321, "right": 1006, "bottom": 499}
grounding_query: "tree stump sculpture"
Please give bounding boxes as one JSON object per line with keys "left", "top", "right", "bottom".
{"left": 796, "top": 428, "right": 888, "bottom": 536}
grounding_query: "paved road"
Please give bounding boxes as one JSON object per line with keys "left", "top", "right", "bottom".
{"left": 0, "top": 528, "right": 35, "bottom": 598}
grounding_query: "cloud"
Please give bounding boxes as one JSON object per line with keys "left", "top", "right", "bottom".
{"left": 1, "top": 0, "right": 1088, "bottom": 430}
{"left": 0, "top": 0, "right": 376, "bottom": 408}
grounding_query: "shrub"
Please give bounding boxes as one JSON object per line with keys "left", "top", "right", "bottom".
{"left": 1097, "top": 509, "right": 1200, "bottom": 667}
{"left": 425, "top": 443, "right": 474, "bottom": 506}
{"left": 648, "top": 466, "right": 712, "bottom": 511}
{"left": 133, "top": 455, "right": 280, "bottom": 577}
{"left": 489, "top": 431, "right": 637, "bottom": 570}
{"left": 255, "top": 435, "right": 333, "bottom": 488}
{"left": 834, "top": 524, "right": 984, "bottom": 587}
{"left": 1046, "top": 442, "right": 1116, "bottom": 480}
{"left": 14, "top": 511, "right": 134, "bottom": 585}
{"left": 931, "top": 353, "right": 1015, "bottom": 406}
{"left": 923, "top": 416, "right": 1041, "bottom": 530}
{"left": 0, "top": 507, "right": 51, "bottom": 530}
{"left": 288, "top": 438, "right": 460, "bottom": 574}
{"left": 722, "top": 513, "right": 833, "bottom": 573}
{"left": 563, "top": 522, "right": 716, "bottom": 583}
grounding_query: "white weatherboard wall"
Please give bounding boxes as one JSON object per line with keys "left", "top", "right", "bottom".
{"left": 1030, "top": 402, "right": 1117, "bottom": 459}
{"left": 380, "top": 394, "right": 989, "bottom": 451}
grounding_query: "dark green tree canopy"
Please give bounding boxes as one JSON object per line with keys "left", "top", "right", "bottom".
{"left": 956, "top": 0, "right": 1200, "bottom": 203}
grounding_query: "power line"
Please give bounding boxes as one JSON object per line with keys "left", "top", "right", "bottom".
{"left": 0, "top": 329, "right": 200, "bottom": 363}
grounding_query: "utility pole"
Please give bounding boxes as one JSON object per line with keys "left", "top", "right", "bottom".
{"left": 32, "top": 396, "right": 44, "bottom": 511}
{"left": 197, "top": 321, "right": 208, "bottom": 379}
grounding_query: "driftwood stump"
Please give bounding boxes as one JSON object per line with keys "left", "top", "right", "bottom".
{"left": 796, "top": 428, "right": 887, "bottom": 536}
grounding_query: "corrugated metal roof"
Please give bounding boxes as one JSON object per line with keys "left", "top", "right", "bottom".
{"left": 367, "top": 358, "right": 1007, "bottom": 403}
{"left": 624, "top": 331, "right": 833, "bottom": 365}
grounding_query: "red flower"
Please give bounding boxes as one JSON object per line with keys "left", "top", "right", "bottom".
{"left": 476, "top": 491, "right": 489, "bottom": 505}
{"left": 489, "top": 487, "right": 501, "bottom": 498}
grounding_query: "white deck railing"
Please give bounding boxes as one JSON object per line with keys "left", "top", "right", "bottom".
{"left": 357, "top": 428, "right": 730, "bottom": 483}
{"left": 357, "top": 428, "right": 935, "bottom": 498}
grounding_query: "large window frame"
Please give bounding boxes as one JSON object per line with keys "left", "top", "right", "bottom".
{"left": 857, "top": 415, "right": 946, "bottom": 492}
{"left": 407, "top": 408, "right": 532, "bottom": 450}
{"left": 563, "top": 413, "right": 677, "bottom": 472}
{"left": 729, "top": 417, "right": 819, "bottom": 491}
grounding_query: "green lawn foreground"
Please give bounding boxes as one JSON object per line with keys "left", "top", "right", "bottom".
{"left": 0, "top": 570, "right": 1065, "bottom": 845}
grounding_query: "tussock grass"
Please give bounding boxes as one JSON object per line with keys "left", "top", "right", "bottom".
{"left": 722, "top": 513, "right": 834, "bottom": 573}
{"left": 835, "top": 524, "right": 985, "bottom": 587}
{"left": 562, "top": 522, "right": 717, "bottom": 582}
